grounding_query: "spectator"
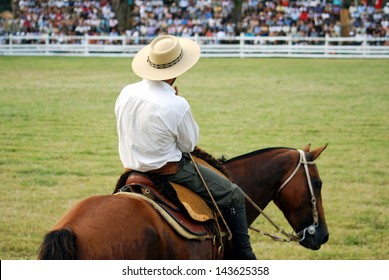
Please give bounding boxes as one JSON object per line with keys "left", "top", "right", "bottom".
{"left": 384, "top": 3, "right": 389, "bottom": 15}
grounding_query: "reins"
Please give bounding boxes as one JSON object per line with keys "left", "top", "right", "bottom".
{"left": 244, "top": 193, "right": 299, "bottom": 242}
{"left": 188, "top": 153, "right": 233, "bottom": 242}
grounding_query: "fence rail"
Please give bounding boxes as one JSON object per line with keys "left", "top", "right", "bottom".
{"left": 1, "top": 34, "right": 388, "bottom": 58}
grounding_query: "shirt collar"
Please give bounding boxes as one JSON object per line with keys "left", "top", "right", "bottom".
{"left": 142, "top": 79, "right": 176, "bottom": 95}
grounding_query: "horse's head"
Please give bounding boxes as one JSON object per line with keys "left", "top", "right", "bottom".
{"left": 274, "top": 144, "right": 329, "bottom": 250}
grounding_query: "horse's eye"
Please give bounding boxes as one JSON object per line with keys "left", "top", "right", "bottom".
{"left": 315, "top": 180, "right": 322, "bottom": 189}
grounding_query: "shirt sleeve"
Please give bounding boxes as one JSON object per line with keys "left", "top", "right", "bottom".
{"left": 176, "top": 109, "right": 199, "bottom": 153}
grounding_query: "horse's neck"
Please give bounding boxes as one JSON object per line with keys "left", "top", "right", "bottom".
{"left": 223, "top": 148, "right": 293, "bottom": 225}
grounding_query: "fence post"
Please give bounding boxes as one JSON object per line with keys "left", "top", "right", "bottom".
{"left": 324, "top": 33, "right": 329, "bottom": 56}
{"left": 240, "top": 32, "right": 244, "bottom": 58}
{"left": 362, "top": 35, "right": 367, "bottom": 58}
{"left": 9, "top": 34, "right": 13, "bottom": 55}
{"left": 288, "top": 35, "right": 292, "bottom": 57}
{"left": 194, "top": 34, "right": 199, "bottom": 45}
{"left": 84, "top": 34, "right": 89, "bottom": 55}
{"left": 45, "top": 34, "right": 49, "bottom": 55}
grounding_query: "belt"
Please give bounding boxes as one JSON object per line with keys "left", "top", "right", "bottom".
{"left": 125, "top": 162, "right": 178, "bottom": 176}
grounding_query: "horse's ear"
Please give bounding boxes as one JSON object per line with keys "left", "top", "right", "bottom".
{"left": 303, "top": 143, "right": 311, "bottom": 152}
{"left": 309, "top": 143, "right": 328, "bottom": 161}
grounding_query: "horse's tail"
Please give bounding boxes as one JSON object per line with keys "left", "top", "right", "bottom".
{"left": 38, "top": 227, "right": 77, "bottom": 260}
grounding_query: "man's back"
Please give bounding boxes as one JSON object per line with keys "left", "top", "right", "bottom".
{"left": 115, "top": 79, "right": 198, "bottom": 171}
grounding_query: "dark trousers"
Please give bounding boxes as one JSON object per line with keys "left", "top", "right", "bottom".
{"left": 164, "top": 153, "right": 256, "bottom": 259}
{"left": 163, "top": 153, "right": 245, "bottom": 211}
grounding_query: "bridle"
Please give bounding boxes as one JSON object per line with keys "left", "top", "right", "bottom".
{"left": 276, "top": 149, "right": 319, "bottom": 242}
{"left": 246, "top": 149, "right": 320, "bottom": 242}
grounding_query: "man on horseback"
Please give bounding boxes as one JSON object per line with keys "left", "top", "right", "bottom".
{"left": 115, "top": 35, "right": 256, "bottom": 260}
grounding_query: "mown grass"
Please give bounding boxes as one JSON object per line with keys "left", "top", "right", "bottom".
{"left": 0, "top": 56, "right": 388, "bottom": 260}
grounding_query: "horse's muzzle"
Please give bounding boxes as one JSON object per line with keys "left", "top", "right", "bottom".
{"left": 299, "top": 224, "right": 329, "bottom": 250}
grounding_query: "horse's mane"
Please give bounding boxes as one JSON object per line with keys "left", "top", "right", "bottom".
{"left": 191, "top": 146, "right": 229, "bottom": 175}
{"left": 224, "top": 147, "right": 294, "bottom": 163}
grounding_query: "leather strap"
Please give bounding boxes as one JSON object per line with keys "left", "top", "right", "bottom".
{"left": 125, "top": 161, "right": 178, "bottom": 175}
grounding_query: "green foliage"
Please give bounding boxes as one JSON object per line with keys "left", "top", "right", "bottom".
{"left": 0, "top": 56, "right": 388, "bottom": 259}
{"left": 0, "top": 1, "right": 12, "bottom": 13}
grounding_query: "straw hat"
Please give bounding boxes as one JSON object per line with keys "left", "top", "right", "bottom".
{"left": 132, "top": 35, "right": 201, "bottom": 81}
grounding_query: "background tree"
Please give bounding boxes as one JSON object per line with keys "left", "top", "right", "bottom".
{"left": 111, "top": 0, "right": 133, "bottom": 33}
{"left": 232, "top": 0, "right": 244, "bottom": 34}
{"left": 0, "top": 0, "right": 11, "bottom": 13}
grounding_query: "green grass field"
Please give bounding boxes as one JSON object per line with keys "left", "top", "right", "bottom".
{"left": 0, "top": 56, "right": 388, "bottom": 260}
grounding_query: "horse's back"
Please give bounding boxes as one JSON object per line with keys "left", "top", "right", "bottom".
{"left": 53, "top": 194, "right": 153, "bottom": 232}
{"left": 40, "top": 194, "right": 214, "bottom": 259}
{"left": 43, "top": 195, "right": 169, "bottom": 259}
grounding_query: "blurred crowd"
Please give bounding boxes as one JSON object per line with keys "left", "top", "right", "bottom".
{"left": 0, "top": 0, "right": 388, "bottom": 41}
{"left": 1, "top": 0, "right": 120, "bottom": 36}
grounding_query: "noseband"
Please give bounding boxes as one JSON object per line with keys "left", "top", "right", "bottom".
{"left": 277, "top": 149, "right": 319, "bottom": 242}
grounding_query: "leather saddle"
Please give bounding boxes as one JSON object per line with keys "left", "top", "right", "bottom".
{"left": 117, "top": 171, "right": 223, "bottom": 241}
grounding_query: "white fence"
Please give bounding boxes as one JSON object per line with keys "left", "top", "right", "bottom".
{"left": 1, "top": 34, "right": 388, "bottom": 58}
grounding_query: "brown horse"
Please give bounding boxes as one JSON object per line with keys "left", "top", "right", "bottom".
{"left": 38, "top": 144, "right": 328, "bottom": 259}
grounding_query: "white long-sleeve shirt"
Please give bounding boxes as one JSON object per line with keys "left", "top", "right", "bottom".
{"left": 115, "top": 79, "right": 199, "bottom": 171}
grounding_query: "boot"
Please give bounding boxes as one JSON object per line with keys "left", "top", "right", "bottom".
{"left": 224, "top": 206, "right": 257, "bottom": 260}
